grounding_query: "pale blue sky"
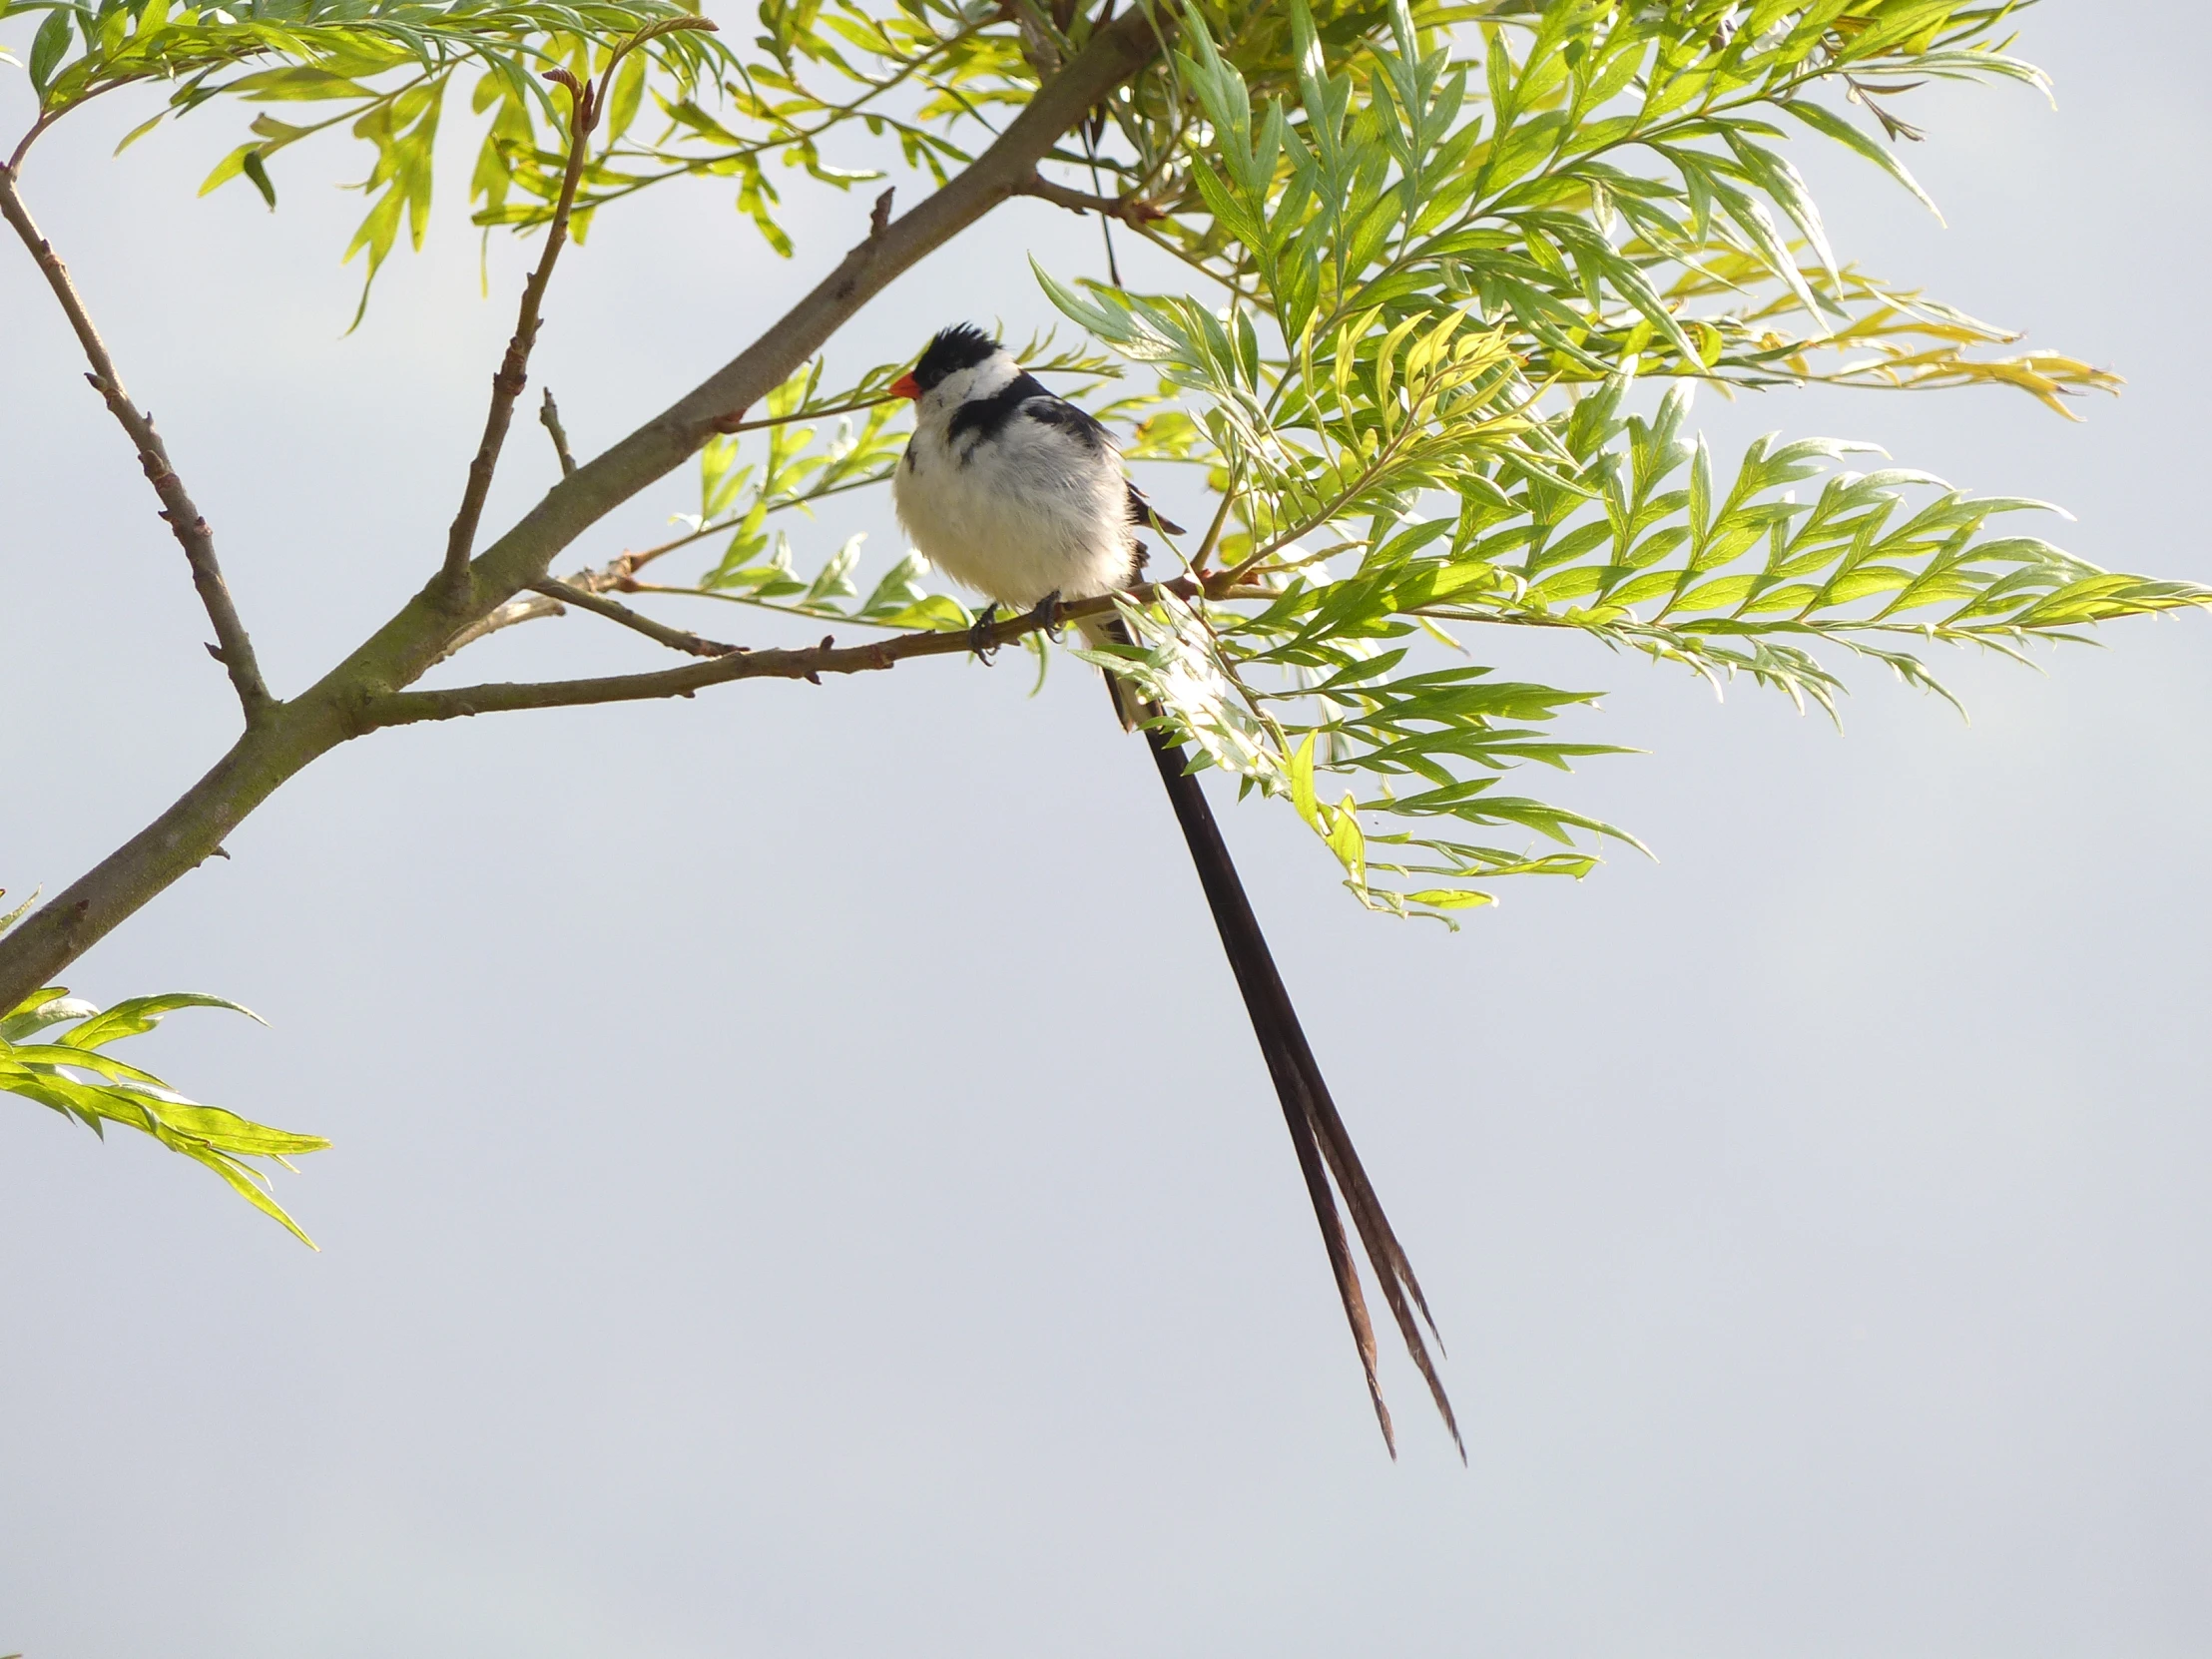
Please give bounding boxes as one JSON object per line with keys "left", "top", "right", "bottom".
{"left": 3, "top": 5, "right": 2208, "bottom": 1654}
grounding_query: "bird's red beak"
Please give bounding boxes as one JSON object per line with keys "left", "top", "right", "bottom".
{"left": 890, "top": 372, "right": 920, "bottom": 401}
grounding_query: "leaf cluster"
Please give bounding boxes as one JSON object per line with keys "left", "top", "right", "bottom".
{"left": 1021, "top": 0, "right": 2206, "bottom": 917}
{"left": 0, "top": 935, "right": 325, "bottom": 1244}
{"left": 509, "top": 0, "right": 2199, "bottom": 920}
{"left": 2, "top": 0, "right": 727, "bottom": 318}
{"left": 10, "top": 0, "right": 2204, "bottom": 928}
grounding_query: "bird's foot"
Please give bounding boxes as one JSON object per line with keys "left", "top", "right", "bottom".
{"left": 1027, "top": 589, "right": 1066, "bottom": 642}
{"left": 968, "top": 602, "right": 1001, "bottom": 664}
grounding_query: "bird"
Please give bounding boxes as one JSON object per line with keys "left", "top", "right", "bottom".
{"left": 890, "top": 324, "right": 1462, "bottom": 1457}
{"left": 890, "top": 321, "right": 1173, "bottom": 719}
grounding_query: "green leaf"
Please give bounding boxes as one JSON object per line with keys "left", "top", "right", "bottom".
{"left": 606, "top": 47, "right": 648, "bottom": 140}
{"left": 112, "top": 108, "right": 167, "bottom": 154}
{"left": 242, "top": 147, "right": 277, "bottom": 209}
{"left": 0, "top": 886, "right": 34, "bottom": 938}
{"left": 3, "top": 985, "right": 320, "bottom": 1244}
{"left": 59, "top": 991, "right": 264, "bottom": 1051}
{"left": 1401, "top": 888, "right": 1492, "bottom": 909}
{"left": 0, "top": 987, "right": 96, "bottom": 1044}
{"left": 802, "top": 534, "right": 863, "bottom": 606}
{"left": 1783, "top": 98, "right": 1942, "bottom": 223}
{"left": 28, "top": 6, "right": 72, "bottom": 95}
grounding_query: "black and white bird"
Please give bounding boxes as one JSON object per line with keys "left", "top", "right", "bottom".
{"left": 891, "top": 322, "right": 1179, "bottom": 722}
{"left": 891, "top": 325, "right": 1461, "bottom": 1457}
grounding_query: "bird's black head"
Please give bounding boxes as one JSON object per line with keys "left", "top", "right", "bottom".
{"left": 911, "top": 323, "right": 1002, "bottom": 392}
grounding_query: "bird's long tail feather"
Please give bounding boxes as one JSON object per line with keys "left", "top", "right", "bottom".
{"left": 1131, "top": 690, "right": 1464, "bottom": 1459}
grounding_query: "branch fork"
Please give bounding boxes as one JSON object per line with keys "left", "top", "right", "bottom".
{"left": 0, "top": 3, "right": 1173, "bottom": 1010}
{"left": 1015, "top": 170, "right": 1166, "bottom": 225}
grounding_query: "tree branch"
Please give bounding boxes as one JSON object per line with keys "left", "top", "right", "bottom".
{"left": 423, "top": 525, "right": 687, "bottom": 667}
{"left": 0, "top": 700, "right": 355, "bottom": 1007}
{"left": 1013, "top": 170, "right": 1167, "bottom": 224}
{"left": 0, "top": 6, "right": 1175, "bottom": 1013}
{"left": 438, "top": 72, "right": 599, "bottom": 606}
{"left": 0, "top": 164, "right": 275, "bottom": 721}
{"left": 7, "top": 110, "right": 60, "bottom": 175}
{"left": 363, "top": 580, "right": 1212, "bottom": 728}
{"left": 528, "top": 578, "right": 738, "bottom": 657}
{"left": 383, "top": 2, "right": 1171, "bottom": 655}
{"left": 428, "top": 527, "right": 681, "bottom": 664}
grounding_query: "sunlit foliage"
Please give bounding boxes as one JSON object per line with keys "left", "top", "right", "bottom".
{"left": 0, "top": 968, "right": 326, "bottom": 1243}
{"left": 6, "top": 0, "right": 2205, "bottom": 1233}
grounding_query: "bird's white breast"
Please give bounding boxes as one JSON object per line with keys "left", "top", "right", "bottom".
{"left": 892, "top": 376, "right": 1137, "bottom": 610}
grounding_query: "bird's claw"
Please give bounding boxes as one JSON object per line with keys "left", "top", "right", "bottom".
{"left": 1028, "top": 589, "right": 1065, "bottom": 642}
{"left": 968, "top": 602, "right": 1001, "bottom": 664}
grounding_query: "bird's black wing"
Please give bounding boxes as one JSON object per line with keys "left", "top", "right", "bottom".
{"left": 1126, "top": 480, "right": 1184, "bottom": 536}
{"left": 947, "top": 371, "right": 1112, "bottom": 455}
{"left": 949, "top": 376, "right": 1186, "bottom": 536}
{"left": 1011, "top": 397, "right": 1182, "bottom": 533}
{"left": 1019, "top": 392, "right": 1114, "bottom": 456}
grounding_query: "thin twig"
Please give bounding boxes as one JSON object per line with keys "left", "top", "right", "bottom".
{"left": 529, "top": 579, "right": 738, "bottom": 657}
{"left": 7, "top": 110, "right": 60, "bottom": 175}
{"left": 1127, "top": 217, "right": 1262, "bottom": 307}
{"left": 622, "top": 526, "right": 711, "bottom": 573}
{"left": 428, "top": 492, "right": 751, "bottom": 664}
{"left": 1190, "top": 463, "right": 1243, "bottom": 575}
{"left": 712, "top": 389, "right": 900, "bottom": 433}
{"left": 549, "top": 22, "right": 985, "bottom": 221}
{"left": 0, "top": 163, "right": 274, "bottom": 720}
{"left": 1014, "top": 170, "right": 1167, "bottom": 225}
{"left": 438, "top": 71, "right": 600, "bottom": 606}
{"left": 622, "top": 580, "right": 921, "bottom": 628}
{"left": 1080, "top": 118, "right": 1124, "bottom": 287}
{"left": 539, "top": 388, "right": 577, "bottom": 475}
